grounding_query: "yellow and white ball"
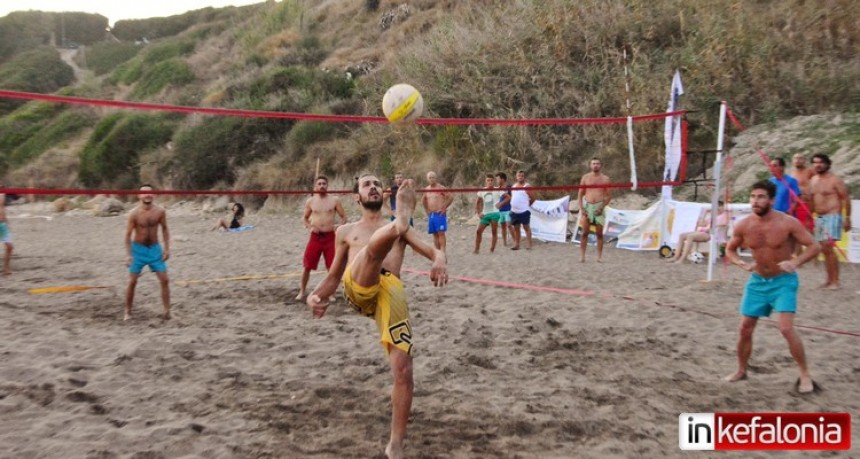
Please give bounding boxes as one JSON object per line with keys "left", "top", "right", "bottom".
{"left": 382, "top": 83, "right": 424, "bottom": 123}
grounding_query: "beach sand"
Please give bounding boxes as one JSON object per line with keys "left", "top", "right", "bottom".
{"left": 1, "top": 202, "right": 858, "bottom": 458}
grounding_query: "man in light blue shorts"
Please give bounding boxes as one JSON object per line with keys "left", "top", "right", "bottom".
{"left": 724, "top": 181, "right": 821, "bottom": 393}
{"left": 809, "top": 152, "right": 851, "bottom": 289}
{"left": 495, "top": 172, "right": 513, "bottom": 246}
{"left": 124, "top": 185, "right": 171, "bottom": 321}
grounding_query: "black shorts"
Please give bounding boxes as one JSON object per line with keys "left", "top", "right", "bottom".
{"left": 510, "top": 210, "right": 531, "bottom": 226}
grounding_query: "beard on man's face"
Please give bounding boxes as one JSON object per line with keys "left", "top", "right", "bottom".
{"left": 360, "top": 197, "right": 383, "bottom": 211}
{"left": 752, "top": 202, "right": 771, "bottom": 216}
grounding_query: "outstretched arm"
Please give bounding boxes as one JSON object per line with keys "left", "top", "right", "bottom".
{"left": 403, "top": 228, "right": 448, "bottom": 287}
{"left": 725, "top": 221, "right": 752, "bottom": 271}
{"left": 779, "top": 220, "right": 820, "bottom": 272}
{"left": 307, "top": 226, "right": 350, "bottom": 317}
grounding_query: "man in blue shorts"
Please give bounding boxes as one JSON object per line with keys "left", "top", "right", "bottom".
{"left": 421, "top": 171, "right": 453, "bottom": 252}
{"left": 724, "top": 181, "right": 820, "bottom": 393}
{"left": 124, "top": 185, "right": 171, "bottom": 321}
{"left": 0, "top": 188, "right": 12, "bottom": 275}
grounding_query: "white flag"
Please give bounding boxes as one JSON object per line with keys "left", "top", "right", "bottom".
{"left": 661, "top": 70, "right": 684, "bottom": 200}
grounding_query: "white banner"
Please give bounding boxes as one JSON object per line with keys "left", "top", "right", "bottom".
{"left": 527, "top": 196, "right": 569, "bottom": 243}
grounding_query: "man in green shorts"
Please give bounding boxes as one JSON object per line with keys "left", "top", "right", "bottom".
{"left": 724, "top": 181, "right": 820, "bottom": 393}
{"left": 474, "top": 174, "right": 502, "bottom": 254}
{"left": 577, "top": 158, "right": 611, "bottom": 262}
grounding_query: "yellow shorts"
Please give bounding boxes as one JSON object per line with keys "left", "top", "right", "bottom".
{"left": 342, "top": 264, "right": 413, "bottom": 356}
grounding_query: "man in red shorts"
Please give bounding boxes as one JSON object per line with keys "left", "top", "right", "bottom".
{"left": 296, "top": 176, "right": 347, "bottom": 301}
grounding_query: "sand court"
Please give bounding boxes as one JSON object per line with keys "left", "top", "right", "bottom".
{"left": 1, "top": 206, "right": 858, "bottom": 458}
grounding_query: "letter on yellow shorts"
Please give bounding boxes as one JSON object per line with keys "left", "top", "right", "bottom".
{"left": 342, "top": 265, "right": 413, "bottom": 356}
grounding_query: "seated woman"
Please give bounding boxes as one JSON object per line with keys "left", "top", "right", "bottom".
{"left": 670, "top": 201, "right": 728, "bottom": 264}
{"left": 213, "top": 202, "right": 245, "bottom": 231}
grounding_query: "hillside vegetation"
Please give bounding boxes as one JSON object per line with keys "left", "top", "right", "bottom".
{"left": 0, "top": 0, "right": 857, "bottom": 207}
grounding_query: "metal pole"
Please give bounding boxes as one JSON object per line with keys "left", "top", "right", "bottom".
{"left": 707, "top": 101, "right": 727, "bottom": 281}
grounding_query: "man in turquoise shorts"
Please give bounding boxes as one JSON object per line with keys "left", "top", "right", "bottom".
{"left": 0, "top": 189, "right": 12, "bottom": 275}
{"left": 724, "top": 181, "right": 821, "bottom": 393}
{"left": 124, "top": 185, "right": 171, "bottom": 321}
{"left": 474, "top": 174, "right": 502, "bottom": 253}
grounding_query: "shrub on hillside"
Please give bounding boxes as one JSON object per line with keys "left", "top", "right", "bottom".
{"left": 7, "top": 110, "right": 97, "bottom": 167}
{"left": 0, "top": 47, "right": 74, "bottom": 114}
{"left": 130, "top": 58, "right": 196, "bottom": 98}
{"left": 78, "top": 42, "right": 142, "bottom": 76}
{"left": 172, "top": 116, "right": 289, "bottom": 189}
{"left": 78, "top": 113, "right": 176, "bottom": 188}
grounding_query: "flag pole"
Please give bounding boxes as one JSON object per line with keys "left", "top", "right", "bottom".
{"left": 622, "top": 47, "right": 638, "bottom": 191}
{"left": 707, "top": 101, "right": 727, "bottom": 282}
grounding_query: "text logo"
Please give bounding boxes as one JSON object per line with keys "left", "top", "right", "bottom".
{"left": 679, "top": 413, "right": 851, "bottom": 451}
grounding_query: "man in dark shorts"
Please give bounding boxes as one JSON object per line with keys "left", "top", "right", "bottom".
{"left": 509, "top": 170, "right": 535, "bottom": 250}
{"left": 724, "top": 181, "right": 820, "bottom": 393}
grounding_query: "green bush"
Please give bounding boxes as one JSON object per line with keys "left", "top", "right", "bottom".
{"left": 80, "top": 42, "right": 142, "bottom": 76}
{"left": 78, "top": 113, "right": 175, "bottom": 187}
{"left": 130, "top": 58, "right": 195, "bottom": 98}
{"left": 286, "top": 121, "right": 339, "bottom": 155}
{"left": 172, "top": 116, "right": 288, "bottom": 189}
{"left": 8, "top": 110, "right": 96, "bottom": 166}
{"left": 0, "top": 47, "right": 74, "bottom": 114}
{"left": 0, "top": 102, "right": 64, "bottom": 152}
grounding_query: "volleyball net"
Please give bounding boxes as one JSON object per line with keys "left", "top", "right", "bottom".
{"left": 0, "top": 89, "right": 688, "bottom": 198}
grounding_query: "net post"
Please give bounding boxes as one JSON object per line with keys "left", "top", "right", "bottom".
{"left": 707, "top": 101, "right": 727, "bottom": 282}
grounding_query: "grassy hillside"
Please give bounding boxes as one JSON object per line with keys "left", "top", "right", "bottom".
{"left": 0, "top": 0, "right": 857, "bottom": 204}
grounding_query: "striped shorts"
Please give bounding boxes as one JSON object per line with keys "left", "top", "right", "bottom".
{"left": 814, "top": 214, "right": 842, "bottom": 243}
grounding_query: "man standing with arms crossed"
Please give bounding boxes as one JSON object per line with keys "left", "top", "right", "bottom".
{"left": 809, "top": 153, "right": 851, "bottom": 289}
{"left": 724, "top": 181, "right": 820, "bottom": 393}
{"left": 421, "top": 171, "right": 453, "bottom": 252}
{"left": 308, "top": 175, "right": 447, "bottom": 459}
{"left": 577, "top": 158, "right": 611, "bottom": 262}
{"left": 125, "top": 185, "right": 171, "bottom": 321}
{"left": 509, "top": 170, "right": 536, "bottom": 250}
{"left": 297, "top": 176, "right": 347, "bottom": 301}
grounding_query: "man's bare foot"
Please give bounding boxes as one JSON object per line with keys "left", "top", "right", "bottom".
{"left": 123, "top": 311, "right": 132, "bottom": 321}
{"left": 394, "top": 179, "right": 416, "bottom": 235}
{"left": 597, "top": 258, "right": 603, "bottom": 263}
{"left": 579, "top": 256, "right": 585, "bottom": 263}
{"left": 817, "top": 282, "right": 840, "bottom": 290}
{"left": 510, "top": 246, "right": 520, "bottom": 250}
{"left": 797, "top": 376, "right": 814, "bottom": 394}
{"left": 162, "top": 310, "right": 171, "bottom": 320}
{"left": 723, "top": 371, "right": 747, "bottom": 382}
{"left": 385, "top": 441, "right": 403, "bottom": 459}
{"left": 2, "top": 270, "right": 10, "bottom": 276}
{"left": 295, "top": 291, "right": 304, "bottom": 301}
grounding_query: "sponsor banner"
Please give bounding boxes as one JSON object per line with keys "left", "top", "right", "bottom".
{"left": 679, "top": 412, "right": 851, "bottom": 451}
{"left": 527, "top": 196, "right": 569, "bottom": 243}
